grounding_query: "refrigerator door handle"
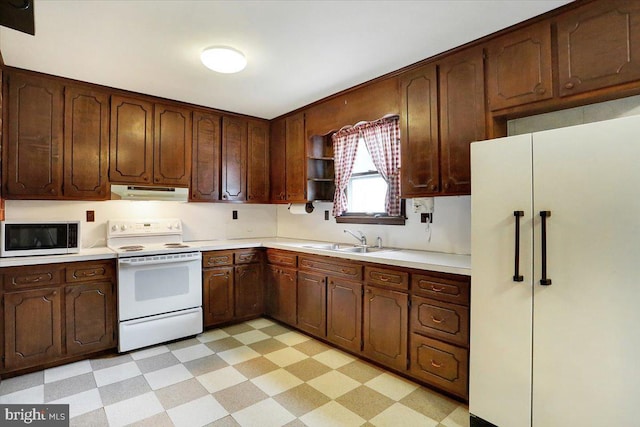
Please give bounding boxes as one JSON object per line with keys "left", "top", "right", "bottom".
{"left": 540, "top": 210, "right": 552, "bottom": 286}
{"left": 513, "top": 211, "right": 524, "bottom": 282}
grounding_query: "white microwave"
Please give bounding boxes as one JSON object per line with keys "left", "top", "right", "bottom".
{"left": 1, "top": 220, "right": 80, "bottom": 257}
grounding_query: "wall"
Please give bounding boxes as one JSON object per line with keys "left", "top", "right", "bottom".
{"left": 508, "top": 94, "right": 640, "bottom": 135}
{"left": 5, "top": 200, "right": 277, "bottom": 248}
{"left": 277, "top": 197, "right": 471, "bottom": 255}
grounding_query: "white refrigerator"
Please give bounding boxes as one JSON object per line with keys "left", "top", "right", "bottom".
{"left": 469, "top": 115, "right": 640, "bottom": 427}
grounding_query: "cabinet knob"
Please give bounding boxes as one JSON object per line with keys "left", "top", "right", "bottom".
{"left": 222, "top": 194, "right": 228, "bottom": 199}
{"left": 430, "top": 185, "right": 437, "bottom": 191}
{"left": 536, "top": 87, "right": 546, "bottom": 95}
{"left": 444, "top": 182, "right": 450, "bottom": 190}
{"left": 565, "top": 82, "right": 575, "bottom": 90}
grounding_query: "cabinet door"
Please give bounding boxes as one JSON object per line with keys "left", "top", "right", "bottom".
{"left": 110, "top": 95, "right": 153, "bottom": 184}
{"left": 154, "top": 103, "right": 191, "bottom": 186}
{"left": 557, "top": 0, "right": 640, "bottom": 97}
{"left": 486, "top": 21, "right": 553, "bottom": 110}
{"left": 297, "top": 271, "right": 326, "bottom": 337}
{"left": 235, "top": 263, "right": 264, "bottom": 318}
{"left": 439, "top": 46, "right": 485, "bottom": 195}
{"left": 265, "top": 265, "right": 297, "bottom": 325}
{"left": 363, "top": 285, "right": 408, "bottom": 371}
{"left": 327, "top": 277, "right": 362, "bottom": 352}
{"left": 269, "top": 117, "right": 287, "bottom": 202}
{"left": 191, "top": 111, "right": 222, "bottom": 201}
{"left": 5, "top": 72, "right": 63, "bottom": 198}
{"left": 65, "top": 281, "right": 115, "bottom": 355}
{"left": 247, "top": 120, "right": 270, "bottom": 202}
{"left": 221, "top": 116, "right": 247, "bottom": 201}
{"left": 285, "top": 112, "right": 306, "bottom": 201}
{"left": 64, "top": 85, "right": 110, "bottom": 199}
{"left": 203, "top": 267, "right": 234, "bottom": 326}
{"left": 400, "top": 63, "right": 439, "bottom": 197}
{"left": 4, "top": 288, "right": 62, "bottom": 370}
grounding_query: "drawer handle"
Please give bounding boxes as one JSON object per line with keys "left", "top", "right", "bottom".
{"left": 430, "top": 285, "right": 444, "bottom": 292}
{"left": 80, "top": 271, "right": 97, "bottom": 277}
{"left": 431, "top": 316, "right": 444, "bottom": 324}
{"left": 379, "top": 276, "right": 390, "bottom": 282}
{"left": 340, "top": 268, "right": 351, "bottom": 274}
{"left": 430, "top": 360, "right": 443, "bottom": 368}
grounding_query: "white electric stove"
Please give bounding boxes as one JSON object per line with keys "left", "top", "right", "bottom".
{"left": 107, "top": 219, "right": 203, "bottom": 352}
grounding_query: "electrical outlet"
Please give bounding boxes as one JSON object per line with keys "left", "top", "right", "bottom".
{"left": 421, "top": 213, "right": 432, "bottom": 223}
{"left": 324, "top": 210, "right": 329, "bottom": 221}
{"left": 86, "top": 210, "right": 95, "bottom": 222}
{"left": 232, "top": 210, "right": 238, "bottom": 220}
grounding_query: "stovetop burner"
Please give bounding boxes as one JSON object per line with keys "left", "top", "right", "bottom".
{"left": 164, "top": 243, "right": 190, "bottom": 248}
{"left": 119, "top": 245, "right": 144, "bottom": 252}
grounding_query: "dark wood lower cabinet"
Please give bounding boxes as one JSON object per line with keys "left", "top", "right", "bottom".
{"left": 65, "top": 281, "right": 115, "bottom": 355}
{"left": 410, "top": 334, "right": 469, "bottom": 399}
{"left": 4, "top": 288, "right": 63, "bottom": 371}
{"left": 363, "top": 285, "right": 408, "bottom": 371}
{"left": 265, "top": 264, "right": 297, "bottom": 325}
{"left": 1, "top": 259, "right": 116, "bottom": 375}
{"left": 203, "top": 266, "right": 234, "bottom": 326}
{"left": 327, "top": 277, "right": 362, "bottom": 352}
{"left": 235, "top": 263, "right": 264, "bottom": 318}
{"left": 296, "top": 271, "right": 326, "bottom": 336}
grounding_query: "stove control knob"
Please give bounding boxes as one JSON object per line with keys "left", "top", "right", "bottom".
{"left": 174, "top": 222, "right": 181, "bottom": 230}
{"left": 120, "top": 224, "right": 127, "bottom": 231}
{"left": 111, "top": 225, "right": 117, "bottom": 232}
{"left": 167, "top": 224, "right": 173, "bottom": 230}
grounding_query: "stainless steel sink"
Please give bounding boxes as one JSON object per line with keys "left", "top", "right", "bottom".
{"left": 302, "top": 243, "right": 393, "bottom": 253}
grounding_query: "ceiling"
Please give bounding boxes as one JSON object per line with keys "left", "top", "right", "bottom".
{"left": 0, "top": 0, "right": 572, "bottom": 120}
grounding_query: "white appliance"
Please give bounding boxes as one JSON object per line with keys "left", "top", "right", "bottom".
{"left": 107, "top": 218, "right": 202, "bottom": 352}
{"left": 469, "top": 116, "right": 640, "bottom": 427}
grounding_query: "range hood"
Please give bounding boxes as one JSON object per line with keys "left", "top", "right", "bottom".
{"left": 111, "top": 185, "right": 189, "bottom": 202}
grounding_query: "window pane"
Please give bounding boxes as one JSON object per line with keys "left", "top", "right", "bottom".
{"left": 347, "top": 175, "right": 387, "bottom": 213}
{"left": 352, "top": 138, "right": 376, "bottom": 173}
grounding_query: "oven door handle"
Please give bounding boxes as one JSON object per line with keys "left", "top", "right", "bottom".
{"left": 118, "top": 253, "right": 201, "bottom": 267}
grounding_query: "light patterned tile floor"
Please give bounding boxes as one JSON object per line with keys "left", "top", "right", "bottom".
{"left": 0, "top": 318, "right": 469, "bottom": 427}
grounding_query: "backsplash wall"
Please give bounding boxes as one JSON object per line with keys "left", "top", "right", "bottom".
{"left": 277, "top": 197, "right": 471, "bottom": 255}
{"left": 5, "top": 200, "right": 278, "bottom": 248}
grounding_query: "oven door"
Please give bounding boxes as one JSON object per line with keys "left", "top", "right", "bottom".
{"left": 118, "top": 251, "right": 202, "bottom": 321}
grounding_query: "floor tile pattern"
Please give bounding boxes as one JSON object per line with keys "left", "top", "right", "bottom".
{"left": 0, "top": 318, "right": 469, "bottom": 427}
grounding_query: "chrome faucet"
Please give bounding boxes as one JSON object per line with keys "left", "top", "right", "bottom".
{"left": 344, "top": 229, "right": 367, "bottom": 246}
{"left": 376, "top": 236, "right": 383, "bottom": 248}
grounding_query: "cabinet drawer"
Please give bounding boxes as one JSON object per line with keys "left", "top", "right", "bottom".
{"left": 66, "top": 261, "right": 115, "bottom": 283}
{"left": 235, "top": 249, "right": 262, "bottom": 264}
{"left": 202, "top": 251, "right": 234, "bottom": 267}
{"left": 364, "top": 265, "right": 408, "bottom": 291}
{"left": 299, "top": 255, "right": 362, "bottom": 280}
{"left": 266, "top": 249, "right": 297, "bottom": 267}
{"left": 3, "top": 265, "right": 64, "bottom": 291}
{"left": 411, "top": 272, "right": 470, "bottom": 306}
{"left": 410, "top": 334, "right": 468, "bottom": 399}
{"left": 411, "top": 296, "right": 469, "bottom": 348}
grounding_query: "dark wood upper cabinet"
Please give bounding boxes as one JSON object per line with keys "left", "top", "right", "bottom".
{"left": 557, "top": 0, "right": 640, "bottom": 97}
{"left": 64, "top": 85, "right": 110, "bottom": 200}
{"left": 110, "top": 95, "right": 154, "bottom": 184}
{"left": 269, "top": 117, "right": 287, "bottom": 202}
{"left": 438, "top": 46, "right": 486, "bottom": 195}
{"left": 486, "top": 21, "right": 553, "bottom": 110}
{"left": 153, "top": 103, "right": 192, "bottom": 186}
{"left": 221, "top": 116, "right": 247, "bottom": 201}
{"left": 247, "top": 120, "right": 270, "bottom": 202}
{"left": 400, "top": 63, "right": 439, "bottom": 197}
{"left": 285, "top": 112, "right": 306, "bottom": 202}
{"left": 5, "top": 72, "right": 64, "bottom": 198}
{"left": 190, "top": 111, "right": 222, "bottom": 201}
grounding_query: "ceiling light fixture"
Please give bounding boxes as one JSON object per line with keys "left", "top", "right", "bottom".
{"left": 200, "top": 46, "right": 247, "bottom": 74}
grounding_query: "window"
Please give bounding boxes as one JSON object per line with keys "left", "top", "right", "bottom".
{"left": 346, "top": 138, "right": 387, "bottom": 213}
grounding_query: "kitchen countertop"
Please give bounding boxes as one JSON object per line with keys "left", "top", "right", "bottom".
{"left": 191, "top": 237, "right": 471, "bottom": 276}
{"left": 0, "top": 238, "right": 471, "bottom": 276}
{"left": 0, "top": 247, "right": 117, "bottom": 268}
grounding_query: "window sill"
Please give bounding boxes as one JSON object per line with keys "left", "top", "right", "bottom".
{"left": 335, "top": 215, "right": 406, "bottom": 225}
